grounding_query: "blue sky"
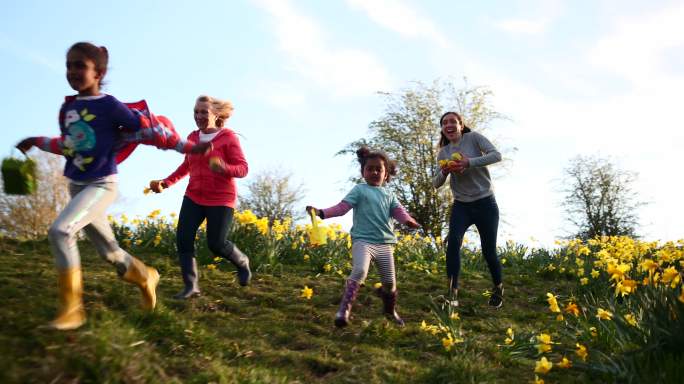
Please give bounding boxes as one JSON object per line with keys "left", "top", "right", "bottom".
{"left": 2, "top": 0, "right": 682, "bottom": 247}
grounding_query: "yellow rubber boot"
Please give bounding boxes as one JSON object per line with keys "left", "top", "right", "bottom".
{"left": 48, "top": 268, "right": 86, "bottom": 330}
{"left": 122, "top": 257, "right": 160, "bottom": 310}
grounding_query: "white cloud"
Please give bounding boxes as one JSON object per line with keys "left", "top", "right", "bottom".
{"left": 250, "top": 80, "right": 307, "bottom": 113}
{"left": 251, "top": 0, "right": 393, "bottom": 97}
{"left": 588, "top": 2, "right": 684, "bottom": 86}
{"left": 0, "top": 33, "right": 62, "bottom": 73}
{"left": 494, "top": 18, "right": 551, "bottom": 35}
{"left": 491, "top": 0, "right": 564, "bottom": 35}
{"left": 346, "top": 0, "right": 449, "bottom": 47}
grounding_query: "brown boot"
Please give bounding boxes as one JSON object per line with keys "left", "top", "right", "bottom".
{"left": 122, "top": 257, "right": 160, "bottom": 310}
{"left": 376, "top": 287, "right": 405, "bottom": 326}
{"left": 334, "top": 279, "right": 360, "bottom": 327}
{"left": 48, "top": 268, "right": 86, "bottom": 330}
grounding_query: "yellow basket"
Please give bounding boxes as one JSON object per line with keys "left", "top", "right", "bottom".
{"left": 308, "top": 209, "right": 327, "bottom": 246}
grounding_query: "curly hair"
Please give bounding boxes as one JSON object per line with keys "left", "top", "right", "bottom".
{"left": 356, "top": 146, "right": 398, "bottom": 182}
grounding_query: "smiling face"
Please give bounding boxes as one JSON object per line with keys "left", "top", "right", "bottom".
{"left": 194, "top": 100, "right": 218, "bottom": 133}
{"left": 66, "top": 50, "right": 101, "bottom": 96}
{"left": 362, "top": 157, "right": 387, "bottom": 186}
{"left": 441, "top": 112, "right": 463, "bottom": 143}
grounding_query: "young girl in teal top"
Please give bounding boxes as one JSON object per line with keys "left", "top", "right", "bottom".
{"left": 307, "top": 147, "right": 420, "bottom": 327}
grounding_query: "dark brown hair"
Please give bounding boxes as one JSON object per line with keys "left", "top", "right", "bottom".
{"left": 356, "top": 146, "right": 398, "bottom": 182}
{"left": 68, "top": 42, "right": 109, "bottom": 86}
{"left": 438, "top": 111, "right": 471, "bottom": 147}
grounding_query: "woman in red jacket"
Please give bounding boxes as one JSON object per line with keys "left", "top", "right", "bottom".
{"left": 149, "top": 95, "right": 251, "bottom": 299}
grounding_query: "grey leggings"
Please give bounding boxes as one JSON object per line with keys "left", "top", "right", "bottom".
{"left": 48, "top": 178, "right": 132, "bottom": 272}
{"left": 348, "top": 241, "right": 397, "bottom": 292}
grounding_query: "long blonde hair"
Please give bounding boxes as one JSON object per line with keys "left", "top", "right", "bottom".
{"left": 197, "top": 95, "right": 234, "bottom": 127}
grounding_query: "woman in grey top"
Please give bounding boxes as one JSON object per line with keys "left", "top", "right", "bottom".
{"left": 433, "top": 111, "right": 504, "bottom": 308}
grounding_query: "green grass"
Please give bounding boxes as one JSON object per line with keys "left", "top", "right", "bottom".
{"left": 0, "top": 239, "right": 586, "bottom": 383}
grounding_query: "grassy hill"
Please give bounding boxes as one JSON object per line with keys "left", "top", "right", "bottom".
{"left": 0, "top": 238, "right": 587, "bottom": 384}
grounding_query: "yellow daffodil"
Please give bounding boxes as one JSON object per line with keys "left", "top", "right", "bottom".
{"left": 450, "top": 312, "right": 460, "bottom": 321}
{"left": 207, "top": 264, "right": 217, "bottom": 270}
{"left": 575, "top": 343, "right": 588, "bottom": 361}
{"left": 607, "top": 262, "right": 631, "bottom": 281}
{"left": 533, "top": 375, "right": 545, "bottom": 384}
{"left": 373, "top": 282, "right": 382, "bottom": 289}
{"left": 580, "top": 277, "right": 589, "bottom": 285}
{"left": 615, "top": 279, "right": 638, "bottom": 297}
{"left": 441, "top": 332, "right": 464, "bottom": 351}
{"left": 591, "top": 269, "right": 600, "bottom": 278}
{"left": 624, "top": 313, "right": 638, "bottom": 327}
{"left": 564, "top": 302, "right": 580, "bottom": 317}
{"left": 420, "top": 320, "right": 428, "bottom": 330}
{"left": 147, "top": 209, "right": 161, "bottom": 219}
{"left": 557, "top": 356, "right": 572, "bottom": 369}
{"left": 442, "top": 333, "right": 455, "bottom": 351}
{"left": 323, "top": 263, "right": 332, "bottom": 272}
{"left": 534, "top": 357, "right": 553, "bottom": 374}
{"left": 597, "top": 308, "right": 613, "bottom": 321}
{"left": 300, "top": 285, "right": 313, "bottom": 300}
{"left": 661, "top": 267, "right": 681, "bottom": 288}
{"left": 546, "top": 293, "right": 561, "bottom": 313}
{"left": 303, "top": 254, "right": 310, "bottom": 261}
{"left": 504, "top": 327, "right": 514, "bottom": 345}
{"left": 536, "top": 333, "right": 553, "bottom": 354}
{"left": 590, "top": 326, "right": 597, "bottom": 337}
{"left": 639, "top": 259, "right": 658, "bottom": 273}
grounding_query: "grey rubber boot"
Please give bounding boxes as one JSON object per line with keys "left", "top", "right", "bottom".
{"left": 174, "top": 253, "right": 200, "bottom": 299}
{"left": 227, "top": 246, "right": 251, "bottom": 286}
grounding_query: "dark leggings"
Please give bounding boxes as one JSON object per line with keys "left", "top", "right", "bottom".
{"left": 446, "top": 195, "right": 502, "bottom": 289}
{"left": 177, "top": 197, "right": 235, "bottom": 258}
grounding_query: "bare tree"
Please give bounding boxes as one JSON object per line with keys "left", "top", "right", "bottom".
{"left": 0, "top": 151, "right": 69, "bottom": 239}
{"left": 338, "top": 78, "right": 508, "bottom": 239}
{"left": 561, "top": 155, "right": 644, "bottom": 240}
{"left": 239, "top": 170, "right": 306, "bottom": 224}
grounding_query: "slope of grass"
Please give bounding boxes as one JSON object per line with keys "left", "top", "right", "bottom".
{"left": 0, "top": 239, "right": 586, "bottom": 383}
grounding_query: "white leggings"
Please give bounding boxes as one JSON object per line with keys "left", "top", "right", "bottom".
{"left": 48, "top": 179, "right": 132, "bottom": 272}
{"left": 348, "top": 241, "right": 396, "bottom": 292}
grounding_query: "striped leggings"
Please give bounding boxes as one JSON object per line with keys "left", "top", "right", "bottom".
{"left": 348, "top": 241, "right": 397, "bottom": 292}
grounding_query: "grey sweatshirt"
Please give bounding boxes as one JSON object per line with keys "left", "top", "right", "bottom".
{"left": 432, "top": 131, "right": 502, "bottom": 202}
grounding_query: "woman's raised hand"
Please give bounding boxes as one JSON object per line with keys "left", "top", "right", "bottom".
{"left": 149, "top": 180, "right": 166, "bottom": 193}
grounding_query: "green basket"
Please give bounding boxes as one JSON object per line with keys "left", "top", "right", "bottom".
{"left": 2, "top": 154, "right": 37, "bottom": 195}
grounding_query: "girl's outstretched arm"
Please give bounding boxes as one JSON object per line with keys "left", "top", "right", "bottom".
{"left": 307, "top": 201, "right": 352, "bottom": 219}
{"left": 391, "top": 205, "right": 420, "bottom": 228}
{"left": 17, "top": 136, "right": 66, "bottom": 155}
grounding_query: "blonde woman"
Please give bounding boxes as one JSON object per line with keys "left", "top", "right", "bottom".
{"left": 149, "top": 95, "right": 251, "bottom": 298}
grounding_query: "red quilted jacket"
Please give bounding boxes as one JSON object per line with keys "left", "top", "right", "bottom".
{"left": 163, "top": 128, "right": 248, "bottom": 207}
